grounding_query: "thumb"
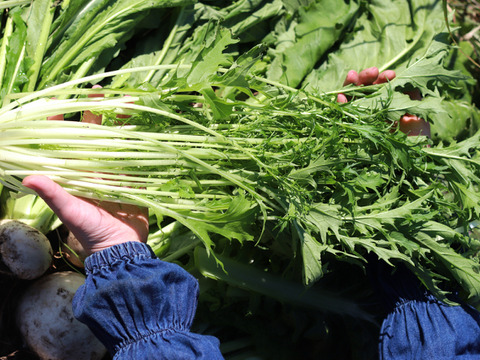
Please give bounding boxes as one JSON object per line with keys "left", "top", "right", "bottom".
{"left": 22, "top": 175, "right": 79, "bottom": 223}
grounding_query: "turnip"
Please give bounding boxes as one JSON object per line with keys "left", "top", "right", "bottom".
{"left": 2, "top": 192, "right": 61, "bottom": 235}
{"left": 16, "top": 271, "right": 107, "bottom": 360}
{"left": 0, "top": 220, "right": 53, "bottom": 280}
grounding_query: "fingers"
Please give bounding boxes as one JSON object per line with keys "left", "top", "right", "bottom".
{"left": 22, "top": 175, "right": 149, "bottom": 254}
{"left": 343, "top": 70, "right": 359, "bottom": 86}
{"left": 82, "top": 85, "right": 132, "bottom": 123}
{"left": 339, "top": 68, "right": 396, "bottom": 103}
{"left": 373, "top": 70, "right": 396, "bottom": 84}
{"left": 405, "top": 89, "right": 422, "bottom": 101}
{"left": 343, "top": 68, "right": 396, "bottom": 88}
{"left": 399, "top": 114, "right": 431, "bottom": 137}
{"left": 337, "top": 93, "right": 348, "bottom": 103}
{"left": 357, "top": 67, "right": 379, "bottom": 86}
{"left": 22, "top": 175, "right": 105, "bottom": 251}
{"left": 399, "top": 90, "right": 428, "bottom": 137}
{"left": 22, "top": 175, "right": 81, "bottom": 224}
{"left": 47, "top": 113, "right": 64, "bottom": 120}
{"left": 82, "top": 84, "right": 104, "bottom": 125}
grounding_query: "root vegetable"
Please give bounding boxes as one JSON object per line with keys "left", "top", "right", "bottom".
{"left": 0, "top": 220, "right": 53, "bottom": 280}
{"left": 16, "top": 271, "right": 107, "bottom": 360}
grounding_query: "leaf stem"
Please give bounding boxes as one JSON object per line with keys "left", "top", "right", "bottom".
{"left": 26, "top": 0, "right": 56, "bottom": 92}
{"left": 143, "top": 6, "right": 186, "bottom": 84}
{"left": 0, "top": 0, "right": 30, "bottom": 10}
{"left": 0, "top": 15, "right": 14, "bottom": 91}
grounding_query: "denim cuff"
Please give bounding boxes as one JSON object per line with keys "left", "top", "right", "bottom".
{"left": 73, "top": 240, "right": 223, "bottom": 358}
{"left": 84, "top": 241, "right": 155, "bottom": 275}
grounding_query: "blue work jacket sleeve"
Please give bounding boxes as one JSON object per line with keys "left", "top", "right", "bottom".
{"left": 72, "top": 241, "right": 224, "bottom": 359}
{"left": 369, "top": 259, "right": 480, "bottom": 360}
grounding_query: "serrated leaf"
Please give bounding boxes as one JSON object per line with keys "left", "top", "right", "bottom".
{"left": 416, "top": 230, "right": 480, "bottom": 304}
{"left": 212, "top": 44, "right": 263, "bottom": 90}
{"left": 352, "top": 192, "right": 433, "bottom": 230}
{"left": 186, "top": 27, "right": 239, "bottom": 88}
{"left": 304, "top": 202, "right": 342, "bottom": 243}
{"left": 200, "top": 87, "right": 234, "bottom": 120}
{"left": 300, "top": 231, "right": 325, "bottom": 285}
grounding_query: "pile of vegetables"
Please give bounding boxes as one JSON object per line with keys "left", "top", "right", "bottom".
{"left": 16, "top": 271, "right": 107, "bottom": 360}
{"left": 0, "top": 198, "right": 106, "bottom": 359}
{"left": 1, "top": 0, "right": 480, "bottom": 358}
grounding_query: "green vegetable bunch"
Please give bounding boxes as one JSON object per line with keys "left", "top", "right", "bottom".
{"left": 1, "top": 0, "right": 480, "bottom": 358}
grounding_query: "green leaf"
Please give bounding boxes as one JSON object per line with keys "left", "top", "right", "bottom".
{"left": 23, "top": 0, "right": 56, "bottom": 92}
{"left": 110, "top": 5, "right": 197, "bottom": 88}
{"left": 452, "top": 182, "right": 480, "bottom": 218}
{"left": 212, "top": 43, "right": 263, "bottom": 90}
{"left": 303, "top": 0, "right": 459, "bottom": 94}
{"left": 266, "top": 0, "right": 359, "bottom": 88}
{"left": 299, "top": 230, "right": 325, "bottom": 284}
{"left": 1, "top": 7, "right": 30, "bottom": 98}
{"left": 289, "top": 155, "right": 339, "bottom": 181}
{"left": 228, "top": 0, "right": 283, "bottom": 41}
{"left": 40, "top": 0, "right": 195, "bottom": 88}
{"left": 186, "top": 27, "right": 239, "bottom": 88}
{"left": 194, "top": 246, "right": 374, "bottom": 321}
{"left": 303, "top": 202, "right": 342, "bottom": 244}
{"left": 416, "top": 228, "right": 480, "bottom": 304}
{"left": 430, "top": 100, "right": 479, "bottom": 142}
{"left": 355, "top": 89, "right": 451, "bottom": 125}
{"left": 161, "top": 194, "right": 258, "bottom": 257}
{"left": 200, "top": 87, "right": 234, "bottom": 120}
{"left": 351, "top": 192, "right": 433, "bottom": 230}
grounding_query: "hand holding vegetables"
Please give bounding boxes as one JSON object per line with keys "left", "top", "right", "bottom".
{"left": 22, "top": 176, "right": 149, "bottom": 254}
{"left": 11, "top": 90, "right": 223, "bottom": 359}
{"left": 338, "top": 66, "right": 431, "bottom": 137}
{"left": 22, "top": 89, "right": 148, "bottom": 255}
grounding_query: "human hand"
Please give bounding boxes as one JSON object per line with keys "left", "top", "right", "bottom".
{"left": 22, "top": 86, "right": 149, "bottom": 255}
{"left": 22, "top": 176, "right": 149, "bottom": 254}
{"left": 338, "top": 67, "right": 431, "bottom": 137}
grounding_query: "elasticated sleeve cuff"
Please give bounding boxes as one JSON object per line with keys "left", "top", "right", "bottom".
{"left": 72, "top": 241, "right": 223, "bottom": 359}
{"left": 369, "top": 259, "right": 480, "bottom": 359}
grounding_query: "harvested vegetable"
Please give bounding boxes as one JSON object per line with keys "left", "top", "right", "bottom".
{"left": 0, "top": 0, "right": 479, "bottom": 358}
{"left": 0, "top": 40, "right": 478, "bottom": 306}
{"left": 1, "top": 191, "right": 60, "bottom": 234}
{"left": 0, "top": 220, "right": 52, "bottom": 280}
{"left": 16, "top": 271, "right": 107, "bottom": 360}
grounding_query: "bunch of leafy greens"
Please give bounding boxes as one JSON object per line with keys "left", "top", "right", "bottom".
{"left": 1, "top": 0, "right": 480, "bottom": 358}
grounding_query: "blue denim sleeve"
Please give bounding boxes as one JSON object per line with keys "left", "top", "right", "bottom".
{"left": 72, "top": 241, "right": 224, "bottom": 359}
{"left": 369, "top": 259, "right": 480, "bottom": 359}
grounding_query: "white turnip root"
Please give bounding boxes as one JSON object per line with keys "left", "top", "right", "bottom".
{"left": 0, "top": 220, "right": 53, "bottom": 280}
{"left": 16, "top": 271, "right": 107, "bottom": 360}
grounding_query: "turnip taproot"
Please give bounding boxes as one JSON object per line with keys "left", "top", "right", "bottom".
{"left": 0, "top": 220, "right": 53, "bottom": 280}
{"left": 16, "top": 271, "right": 107, "bottom": 360}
